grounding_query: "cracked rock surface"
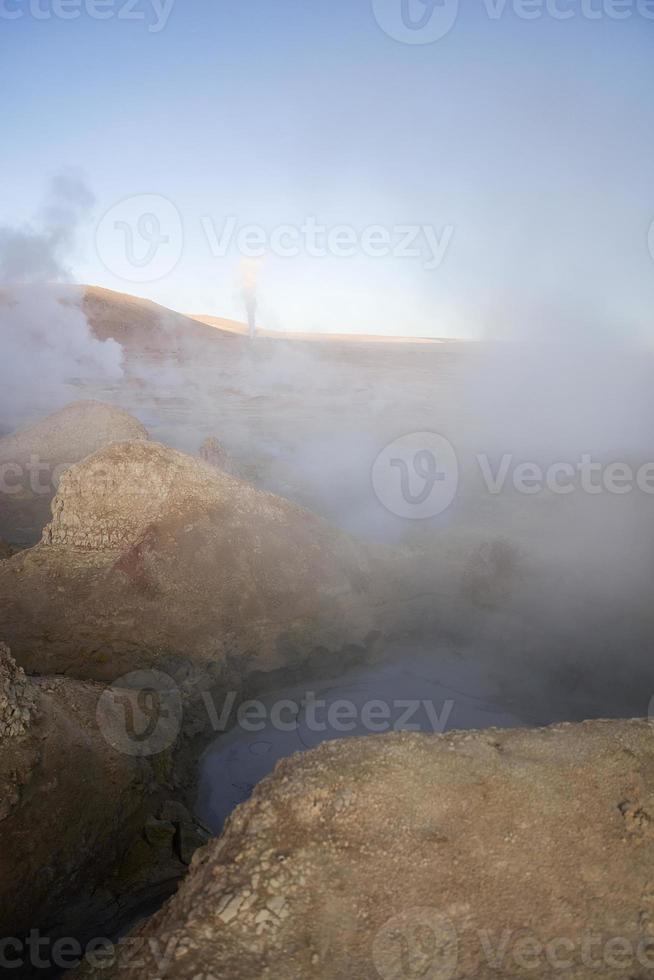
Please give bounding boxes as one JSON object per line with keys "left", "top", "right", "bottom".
{"left": 0, "top": 440, "right": 379, "bottom": 682}
{"left": 0, "top": 644, "right": 186, "bottom": 968}
{"left": 0, "top": 641, "right": 37, "bottom": 738}
{"left": 82, "top": 719, "right": 654, "bottom": 980}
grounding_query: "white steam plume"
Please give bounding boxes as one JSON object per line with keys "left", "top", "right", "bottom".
{"left": 0, "top": 176, "right": 124, "bottom": 427}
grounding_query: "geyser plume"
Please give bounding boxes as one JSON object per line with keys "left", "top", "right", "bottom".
{"left": 0, "top": 176, "right": 124, "bottom": 426}
{"left": 240, "top": 258, "right": 260, "bottom": 339}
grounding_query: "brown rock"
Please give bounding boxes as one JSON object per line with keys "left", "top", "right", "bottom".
{"left": 0, "top": 400, "right": 147, "bottom": 467}
{"left": 0, "top": 645, "right": 186, "bottom": 974}
{"left": 0, "top": 400, "right": 148, "bottom": 547}
{"left": 199, "top": 436, "right": 238, "bottom": 476}
{"left": 144, "top": 816, "right": 177, "bottom": 850}
{"left": 81, "top": 719, "right": 654, "bottom": 980}
{"left": 0, "top": 440, "right": 377, "bottom": 683}
{"left": 0, "top": 641, "right": 37, "bottom": 738}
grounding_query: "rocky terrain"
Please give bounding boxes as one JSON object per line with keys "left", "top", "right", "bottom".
{"left": 81, "top": 718, "right": 654, "bottom": 980}
{"left": 0, "top": 641, "right": 201, "bottom": 978}
{"left": 0, "top": 399, "right": 148, "bottom": 548}
{"left": 0, "top": 439, "right": 382, "bottom": 687}
{"left": 1, "top": 292, "right": 652, "bottom": 980}
{"left": 0, "top": 640, "right": 37, "bottom": 737}
{"left": 71, "top": 285, "right": 478, "bottom": 540}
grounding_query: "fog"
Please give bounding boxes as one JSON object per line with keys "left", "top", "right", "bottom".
{"left": 1, "top": 178, "right": 654, "bottom": 732}
{"left": 0, "top": 177, "right": 123, "bottom": 428}
{"left": 4, "top": 3, "right": 654, "bottom": 968}
{"left": 67, "top": 294, "right": 654, "bottom": 729}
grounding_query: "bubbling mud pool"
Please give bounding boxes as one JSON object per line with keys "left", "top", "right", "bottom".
{"left": 196, "top": 645, "right": 528, "bottom": 833}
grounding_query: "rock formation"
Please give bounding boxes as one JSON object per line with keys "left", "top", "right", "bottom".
{"left": 0, "top": 400, "right": 148, "bottom": 547}
{"left": 80, "top": 719, "right": 654, "bottom": 980}
{"left": 0, "top": 440, "right": 378, "bottom": 684}
{"left": 199, "top": 435, "right": 239, "bottom": 476}
{"left": 0, "top": 642, "right": 197, "bottom": 978}
{"left": 0, "top": 399, "right": 147, "bottom": 467}
{"left": 0, "top": 642, "right": 37, "bottom": 738}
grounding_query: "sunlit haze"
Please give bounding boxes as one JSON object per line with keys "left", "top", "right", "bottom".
{"left": 2, "top": 2, "right": 653, "bottom": 336}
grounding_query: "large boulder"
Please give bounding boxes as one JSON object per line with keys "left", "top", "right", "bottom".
{"left": 0, "top": 440, "right": 378, "bottom": 684}
{"left": 0, "top": 642, "right": 192, "bottom": 977}
{"left": 82, "top": 719, "right": 654, "bottom": 980}
{"left": 0, "top": 400, "right": 148, "bottom": 547}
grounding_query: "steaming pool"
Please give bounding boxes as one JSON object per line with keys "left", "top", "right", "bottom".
{"left": 196, "top": 644, "right": 528, "bottom": 833}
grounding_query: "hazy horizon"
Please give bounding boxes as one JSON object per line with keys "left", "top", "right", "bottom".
{"left": 2, "top": 2, "right": 654, "bottom": 339}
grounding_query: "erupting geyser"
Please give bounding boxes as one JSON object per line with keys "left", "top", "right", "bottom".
{"left": 245, "top": 292, "right": 256, "bottom": 339}
{"left": 240, "top": 258, "right": 260, "bottom": 339}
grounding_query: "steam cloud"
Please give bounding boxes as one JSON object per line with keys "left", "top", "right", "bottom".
{"left": 0, "top": 176, "right": 124, "bottom": 427}
{"left": 240, "top": 258, "right": 260, "bottom": 339}
{"left": 1, "top": 177, "right": 653, "bottom": 728}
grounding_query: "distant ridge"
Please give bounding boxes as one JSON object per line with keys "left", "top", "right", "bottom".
{"left": 189, "top": 313, "right": 456, "bottom": 345}
{"left": 63, "top": 284, "right": 467, "bottom": 349}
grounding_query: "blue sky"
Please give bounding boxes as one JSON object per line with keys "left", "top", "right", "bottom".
{"left": 1, "top": 0, "right": 654, "bottom": 337}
